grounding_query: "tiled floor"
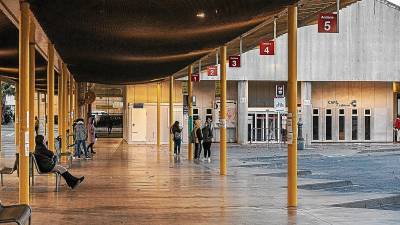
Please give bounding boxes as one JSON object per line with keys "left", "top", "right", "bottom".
{"left": 0, "top": 139, "right": 399, "bottom": 224}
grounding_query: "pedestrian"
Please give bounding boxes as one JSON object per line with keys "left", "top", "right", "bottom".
{"left": 170, "top": 121, "right": 183, "bottom": 156}
{"left": 34, "top": 116, "right": 39, "bottom": 135}
{"left": 74, "top": 118, "right": 89, "bottom": 159}
{"left": 34, "top": 135, "right": 84, "bottom": 189}
{"left": 192, "top": 119, "right": 203, "bottom": 161}
{"left": 202, "top": 120, "right": 213, "bottom": 162}
{"left": 107, "top": 116, "right": 113, "bottom": 136}
{"left": 87, "top": 117, "right": 96, "bottom": 155}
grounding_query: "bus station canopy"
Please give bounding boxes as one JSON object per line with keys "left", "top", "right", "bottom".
{"left": 0, "top": 0, "right": 358, "bottom": 85}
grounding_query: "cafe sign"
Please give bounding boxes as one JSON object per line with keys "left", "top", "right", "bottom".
{"left": 328, "top": 100, "right": 357, "bottom": 107}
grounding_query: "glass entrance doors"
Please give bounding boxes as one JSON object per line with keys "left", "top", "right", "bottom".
{"left": 248, "top": 111, "right": 286, "bottom": 143}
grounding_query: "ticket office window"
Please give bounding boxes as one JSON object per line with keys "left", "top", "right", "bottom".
{"left": 339, "top": 109, "right": 345, "bottom": 140}
{"left": 205, "top": 108, "right": 213, "bottom": 123}
{"left": 364, "top": 109, "right": 371, "bottom": 140}
{"left": 325, "top": 109, "right": 332, "bottom": 141}
{"left": 312, "top": 109, "right": 319, "bottom": 141}
{"left": 351, "top": 109, "right": 358, "bottom": 140}
{"left": 193, "top": 108, "right": 200, "bottom": 121}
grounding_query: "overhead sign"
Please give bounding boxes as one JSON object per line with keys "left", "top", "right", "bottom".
{"left": 274, "top": 97, "right": 286, "bottom": 112}
{"left": 207, "top": 66, "right": 218, "bottom": 76}
{"left": 228, "top": 55, "right": 241, "bottom": 68}
{"left": 276, "top": 84, "right": 284, "bottom": 98}
{"left": 259, "top": 40, "right": 275, "bottom": 55}
{"left": 191, "top": 73, "right": 200, "bottom": 82}
{"left": 181, "top": 81, "right": 188, "bottom": 95}
{"left": 318, "top": 13, "right": 338, "bottom": 33}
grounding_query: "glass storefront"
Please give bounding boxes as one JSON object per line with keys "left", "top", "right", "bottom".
{"left": 248, "top": 109, "right": 286, "bottom": 143}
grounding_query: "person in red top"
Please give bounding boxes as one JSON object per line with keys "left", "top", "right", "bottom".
{"left": 394, "top": 118, "right": 400, "bottom": 142}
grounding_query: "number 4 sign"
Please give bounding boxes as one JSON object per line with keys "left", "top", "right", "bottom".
{"left": 318, "top": 13, "right": 338, "bottom": 33}
{"left": 259, "top": 40, "right": 275, "bottom": 55}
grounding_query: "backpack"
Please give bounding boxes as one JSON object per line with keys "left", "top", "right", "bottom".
{"left": 174, "top": 131, "right": 181, "bottom": 140}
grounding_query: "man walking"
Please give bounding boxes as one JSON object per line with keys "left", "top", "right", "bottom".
{"left": 74, "top": 118, "right": 89, "bottom": 159}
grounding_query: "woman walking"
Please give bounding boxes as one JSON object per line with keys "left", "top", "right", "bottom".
{"left": 202, "top": 120, "right": 213, "bottom": 162}
{"left": 170, "top": 121, "right": 183, "bottom": 156}
{"left": 193, "top": 119, "right": 203, "bottom": 161}
{"left": 87, "top": 117, "right": 96, "bottom": 155}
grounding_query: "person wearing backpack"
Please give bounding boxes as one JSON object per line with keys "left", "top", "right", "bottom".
{"left": 170, "top": 121, "right": 183, "bottom": 156}
{"left": 193, "top": 119, "right": 203, "bottom": 161}
{"left": 202, "top": 120, "right": 213, "bottom": 162}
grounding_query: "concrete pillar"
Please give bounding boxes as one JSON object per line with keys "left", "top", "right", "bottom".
{"left": 301, "top": 82, "right": 312, "bottom": 145}
{"left": 237, "top": 80, "right": 248, "bottom": 145}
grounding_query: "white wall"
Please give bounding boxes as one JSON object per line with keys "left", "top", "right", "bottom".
{"left": 195, "top": 0, "right": 400, "bottom": 82}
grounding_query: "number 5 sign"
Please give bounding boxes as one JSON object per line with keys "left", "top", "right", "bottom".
{"left": 259, "top": 40, "right": 275, "bottom": 55}
{"left": 318, "top": 13, "right": 338, "bottom": 33}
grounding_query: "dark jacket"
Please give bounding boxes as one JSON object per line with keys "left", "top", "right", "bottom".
{"left": 171, "top": 126, "right": 182, "bottom": 140}
{"left": 34, "top": 143, "right": 56, "bottom": 173}
{"left": 195, "top": 127, "right": 203, "bottom": 143}
{"left": 202, "top": 125, "right": 213, "bottom": 143}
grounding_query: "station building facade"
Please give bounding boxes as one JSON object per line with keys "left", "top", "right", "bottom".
{"left": 123, "top": 0, "right": 400, "bottom": 145}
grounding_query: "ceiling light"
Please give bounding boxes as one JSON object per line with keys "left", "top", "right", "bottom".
{"left": 196, "top": 12, "right": 205, "bottom": 18}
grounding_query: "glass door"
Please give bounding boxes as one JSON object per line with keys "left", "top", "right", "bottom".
{"left": 267, "top": 113, "right": 278, "bottom": 141}
{"left": 256, "top": 113, "right": 267, "bottom": 142}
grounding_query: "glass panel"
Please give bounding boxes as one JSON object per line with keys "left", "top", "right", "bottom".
{"left": 313, "top": 115, "right": 319, "bottom": 140}
{"left": 339, "top": 116, "right": 345, "bottom": 140}
{"left": 352, "top": 116, "right": 358, "bottom": 140}
{"left": 256, "top": 116, "right": 263, "bottom": 141}
{"left": 326, "top": 116, "right": 332, "bottom": 140}
{"left": 365, "top": 116, "right": 371, "bottom": 140}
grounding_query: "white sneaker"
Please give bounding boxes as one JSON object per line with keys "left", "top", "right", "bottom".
{"left": 208, "top": 158, "right": 211, "bottom": 163}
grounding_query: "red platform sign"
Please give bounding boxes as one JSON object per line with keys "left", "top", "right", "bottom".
{"left": 318, "top": 13, "right": 338, "bottom": 33}
{"left": 207, "top": 66, "right": 218, "bottom": 76}
{"left": 228, "top": 55, "right": 241, "bottom": 67}
{"left": 191, "top": 73, "right": 200, "bottom": 82}
{"left": 259, "top": 40, "right": 275, "bottom": 55}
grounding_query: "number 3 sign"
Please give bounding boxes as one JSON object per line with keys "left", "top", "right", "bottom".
{"left": 318, "top": 13, "right": 338, "bottom": 33}
{"left": 228, "top": 56, "right": 241, "bottom": 68}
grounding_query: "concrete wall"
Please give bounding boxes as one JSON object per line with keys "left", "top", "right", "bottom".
{"left": 195, "top": 0, "right": 400, "bottom": 82}
{"left": 311, "top": 81, "right": 393, "bottom": 142}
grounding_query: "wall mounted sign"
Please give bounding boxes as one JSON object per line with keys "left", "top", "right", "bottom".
{"left": 274, "top": 97, "right": 286, "bottom": 112}
{"left": 191, "top": 73, "right": 200, "bottom": 82}
{"left": 318, "top": 13, "right": 338, "bottom": 33}
{"left": 228, "top": 55, "right": 241, "bottom": 67}
{"left": 215, "top": 80, "right": 221, "bottom": 97}
{"left": 276, "top": 84, "right": 284, "bottom": 98}
{"left": 328, "top": 100, "right": 357, "bottom": 107}
{"left": 259, "top": 40, "right": 275, "bottom": 55}
{"left": 181, "top": 81, "right": 188, "bottom": 95}
{"left": 207, "top": 66, "right": 218, "bottom": 76}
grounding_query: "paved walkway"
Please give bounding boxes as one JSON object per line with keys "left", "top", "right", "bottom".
{"left": 0, "top": 139, "right": 399, "bottom": 224}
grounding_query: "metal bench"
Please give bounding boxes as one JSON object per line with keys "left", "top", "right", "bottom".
{"left": 0, "top": 202, "right": 31, "bottom": 225}
{"left": 0, "top": 154, "right": 18, "bottom": 186}
{"left": 30, "top": 153, "right": 61, "bottom": 192}
{"left": 55, "top": 136, "right": 73, "bottom": 168}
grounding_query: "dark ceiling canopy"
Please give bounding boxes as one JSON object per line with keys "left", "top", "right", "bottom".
{"left": 28, "top": 0, "right": 297, "bottom": 84}
{"left": 0, "top": 10, "right": 57, "bottom": 90}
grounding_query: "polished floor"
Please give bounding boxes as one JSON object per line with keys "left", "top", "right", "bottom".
{"left": 1, "top": 139, "right": 400, "bottom": 224}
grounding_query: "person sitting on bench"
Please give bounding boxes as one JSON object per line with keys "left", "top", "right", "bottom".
{"left": 35, "top": 135, "right": 85, "bottom": 189}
